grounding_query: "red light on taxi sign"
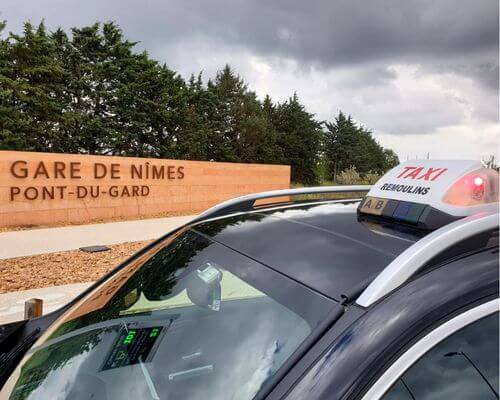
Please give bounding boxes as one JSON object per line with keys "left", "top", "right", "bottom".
{"left": 442, "top": 169, "right": 497, "bottom": 206}
{"left": 473, "top": 176, "right": 484, "bottom": 187}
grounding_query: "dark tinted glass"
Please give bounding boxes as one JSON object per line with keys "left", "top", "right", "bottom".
{"left": 383, "top": 312, "right": 499, "bottom": 400}
{"left": 194, "top": 201, "right": 420, "bottom": 300}
{"left": 3, "top": 230, "right": 334, "bottom": 400}
{"left": 382, "top": 380, "right": 413, "bottom": 400}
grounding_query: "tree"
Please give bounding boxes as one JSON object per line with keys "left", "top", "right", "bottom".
{"left": 323, "top": 112, "right": 360, "bottom": 180}
{"left": 175, "top": 73, "right": 216, "bottom": 160}
{"left": 199, "top": 65, "right": 283, "bottom": 164}
{"left": 382, "top": 148, "right": 400, "bottom": 170}
{"left": 273, "top": 93, "right": 322, "bottom": 184}
{"left": 205, "top": 65, "right": 248, "bottom": 161}
{"left": 235, "top": 93, "right": 281, "bottom": 164}
{"left": 0, "top": 20, "right": 18, "bottom": 150}
{"left": 63, "top": 23, "right": 133, "bottom": 154}
{"left": 323, "top": 111, "right": 399, "bottom": 180}
{"left": 0, "top": 21, "right": 66, "bottom": 151}
{"left": 112, "top": 58, "right": 186, "bottom": 158}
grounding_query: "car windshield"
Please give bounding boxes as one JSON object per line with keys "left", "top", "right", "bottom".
{"left": 2, "top": 229, "right": 333, "bottom": 400}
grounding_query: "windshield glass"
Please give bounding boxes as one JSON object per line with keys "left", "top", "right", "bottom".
{"left": 3, "top": 229, "right": 333, "bottom": 400}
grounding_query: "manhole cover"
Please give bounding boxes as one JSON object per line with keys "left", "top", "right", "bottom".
{"left": 80, "top": 245, "right": 111, "bottom": 253}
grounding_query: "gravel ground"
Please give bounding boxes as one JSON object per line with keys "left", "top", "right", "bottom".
{"left": 0, "top": 240, "right": 153, "bottom": 293}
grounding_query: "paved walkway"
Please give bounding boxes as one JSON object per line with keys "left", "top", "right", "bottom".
{"left": 0, "top": 215, "right": 194, "bottom": 259}
{"left": 0, "top": 282, "right": 93, "bottom": 324}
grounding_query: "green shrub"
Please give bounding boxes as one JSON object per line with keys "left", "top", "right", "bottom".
{"left": 336, "top": 167, "right": 362, "bottom": 185}
{"left": 335, "top": 167, "right": 381, "bottom": 185}
{"left": 363, "top": 171, "right": 381, "bottom": 184}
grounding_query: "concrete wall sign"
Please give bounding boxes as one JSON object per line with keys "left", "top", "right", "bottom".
{"left": 0, "top": 151, "right": 290, "bottom": 227}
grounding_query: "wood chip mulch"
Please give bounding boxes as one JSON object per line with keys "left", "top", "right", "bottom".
{"left": 0, "top": 240, "right": 153, "bottom": 293}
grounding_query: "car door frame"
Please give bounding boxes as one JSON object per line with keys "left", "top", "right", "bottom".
{"left": 360, "top": 298, "right": 499, "bottom": 399}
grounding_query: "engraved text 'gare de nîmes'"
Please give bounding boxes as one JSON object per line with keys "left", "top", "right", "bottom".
{"left": 8, "top": 160, "right": 185, "bottom": 201}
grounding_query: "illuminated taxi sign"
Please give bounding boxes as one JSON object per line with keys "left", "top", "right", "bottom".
{"left": 363, "top": 160, "right": 499, "bottom": 220}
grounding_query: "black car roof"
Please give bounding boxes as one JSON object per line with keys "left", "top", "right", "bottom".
{"left": 193, "top": 200, "right": 426, "bottom": 302}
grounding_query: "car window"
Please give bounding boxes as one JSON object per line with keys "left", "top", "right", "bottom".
{"left": 3, "top": 230, "right": 334, "bottom": 400}
{"left": 381, "top": 380, "right": 413, "bottom": 400}
{"left": 382, "top": 312, "right": 499, "bottom": 400}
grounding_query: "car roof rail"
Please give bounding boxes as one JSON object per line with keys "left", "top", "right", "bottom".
{"left": 191, "top": 185, "right": 371, "bottom": 223}
{"left": 356, "top": 211, "right": 499, "bottom": 307}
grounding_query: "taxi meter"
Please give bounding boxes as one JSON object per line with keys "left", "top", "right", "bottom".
{"left": 358, "top": 160, "right": 499, "bottom": 229}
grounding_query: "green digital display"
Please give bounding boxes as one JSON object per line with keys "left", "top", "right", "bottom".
{"left": 149, "top": 328, "right": 160, "bottom": 338}
{"left": 102, "top": 326, "right": 164, "bottom": 371}
{"left": 123, "top": 330, "right": 137, "bottom": 345}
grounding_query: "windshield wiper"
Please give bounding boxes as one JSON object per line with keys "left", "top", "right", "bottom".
{"left": 139, "top": 358, "right": 160, "bottom": 400}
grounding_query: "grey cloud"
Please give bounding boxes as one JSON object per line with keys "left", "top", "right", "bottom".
{"left": 143, "top": 0, "right": 498, "bottom": 65}
{"left": 333, "top": 65, "right": 398, "bottom": 90}
{"left": 135, "top": 0, "right": 499, "bottom": 90}
{"left": 422, "top": 51, "right": 499, "bottom": 91}
{"left": 2, "top": 0, "right": 498, "bottom": 89}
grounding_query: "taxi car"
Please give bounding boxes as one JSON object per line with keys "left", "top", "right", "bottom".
{"left": 0, "top": 159, "right": 498, "bottom": 400}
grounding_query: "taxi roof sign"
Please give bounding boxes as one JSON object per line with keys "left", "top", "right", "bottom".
{"left": 363, "top": 160, "right": 499, "bottom": 221}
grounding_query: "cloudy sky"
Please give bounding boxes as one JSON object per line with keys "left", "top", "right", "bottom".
{"left": 2, "top": 0, "right": 498, "bottom": 160}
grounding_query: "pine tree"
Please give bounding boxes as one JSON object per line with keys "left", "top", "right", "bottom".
{"left": 0, "top": 21, "right": 66, "bottom": 151}
{"left": 236, "top": 92, "right": 281, "bottom": 164}
{"left": 175, "top": 73, "right": 213, "bottom": 160}
{"left": 324, "top": 111, "right": 399, "bottom": 180}
{"left": 273, "top": 93, "right": 322, "bottom": 184}
{"left": 382, "top": 148, "right": 399, "bottom": 170}
{"left": 61, "top": 22, "right": 140, "bottom": 154}
{"left": 112, "top": 57, "right": 185, "bottom": 158}
{"left": 0, "top": 20, "right": 18, "bottom": 150}
{"left": 206, "top": 65, "right": 248, "bottom": 161}
{"left": 324, "top": 112, "right": 359, "bottom": 180}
